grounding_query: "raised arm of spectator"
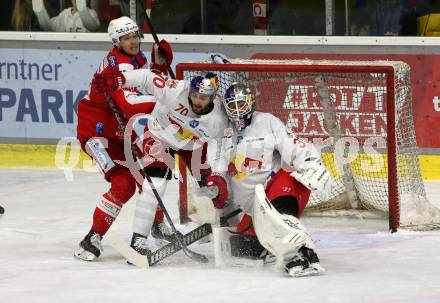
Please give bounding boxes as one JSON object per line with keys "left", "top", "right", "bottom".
{"left": 31, "top": 0, "right": 52, "bottom": 31}
{"left": 76, "top": 0, "right": 100, "bottom": 31}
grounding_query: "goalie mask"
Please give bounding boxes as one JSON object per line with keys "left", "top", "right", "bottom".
{"left": 223, "top": 83, "right": 255, "bottom": 131}
{"left": 189, "top": 72, "right": 219, "bottom": 115}
{"left": 108, "top": 16, "right": 140, "bottom": 48}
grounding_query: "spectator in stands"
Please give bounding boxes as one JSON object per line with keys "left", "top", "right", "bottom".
{"left": 32, "top": 0, "right": 100, "bottom": 32}
{"left": 268, "top": 0, "right": 325, "bottom": 35}
{"left": 347, "top": 0, "right": 370, "bottom": 36}
{"left": 1, "top": 1, "right": 14, "bottom": 30}
{"left": 268, "top": 0, "right": 297, "bottom": 35}
{"left": 11, "top": 0, "right": 42, "bottom": 31}
{"left": 370, "top": 0, "right": 430, "bottom": 36}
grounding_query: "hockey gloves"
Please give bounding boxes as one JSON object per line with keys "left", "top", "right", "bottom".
{"left": 92, "top": 68, "right": 125, "bottom": 93}
{"left": 151, "top": 39, "right": 173, "bottom": 75}
{"left": 291, "top": 157, "right": 333, "bottom": 201}
{"left": 206, "top": 172, "right": 228, "bottom": 209}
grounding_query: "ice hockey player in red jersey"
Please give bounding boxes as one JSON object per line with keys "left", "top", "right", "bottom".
{"left": 74, "top": 16, "right": 173, "bottom": 262}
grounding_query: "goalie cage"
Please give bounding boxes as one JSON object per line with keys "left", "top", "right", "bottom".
{"left": 175, "top": 58, "right": 440, "bottom": 232}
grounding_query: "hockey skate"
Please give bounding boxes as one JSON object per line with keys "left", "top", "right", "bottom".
{"left": 285, "top": 254, "right": 310, "bottom": 277}
{"left": 260, "top": 249, "right": 276, "bottom": 265}
{"left": 130, "top": 232, "right": 151, "bottom": 256}
{"left": 151, "top": 222, "right": 175, "bottom": 244}
{"left": 126, "top": 233, "right": 151, "bottom": 266}
{"left": 74, "top": 229, "right": 103, "bottom": 261}
{"left": 299, "top": 246, "right": 325, "bottom": 275}
{"left": 285, "top": 246, "right": 325, "bottom": 277}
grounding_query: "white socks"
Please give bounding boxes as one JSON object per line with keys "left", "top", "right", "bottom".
{"left": 132, "top": 177, "right": 168, "bottom": 237}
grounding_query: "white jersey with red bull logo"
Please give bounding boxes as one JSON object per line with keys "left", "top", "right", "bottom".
{"left": 223, "top": 111, "right": 320, "bottom": 213}
{"left": 122, "top": 69, "right": 230, "bottom": 169}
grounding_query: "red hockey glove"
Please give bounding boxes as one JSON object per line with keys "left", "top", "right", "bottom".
{"left": 151, "top": 39, "right": 173, "bottom": 75}
{"left": 206, "top": 172, "right": 228, "bottom": 209}
{"left": 92, "top": 68, "right": 125, "bottom": 93}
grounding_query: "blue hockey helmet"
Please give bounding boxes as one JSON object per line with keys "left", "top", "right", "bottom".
{"left": 223, "top": 83, "right": 255, "bottom": 131}
{"left": 190, "top": 72, "right": 218, "bottom": 101}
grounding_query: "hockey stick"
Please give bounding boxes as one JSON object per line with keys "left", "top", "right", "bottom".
{"left": 103, "top": 92, "right": 208, "bottom": 264}
{"left": 139, "top": 165, "right": 209, "bottom": 263}
{"left": 143, "top": 6, "right": 175, "bottom": 79}
{"left": 108, "top": 209, "right": 242, "bottom": 268}
{"left": 108, "top": 223, "right": 212, "bottom": 268}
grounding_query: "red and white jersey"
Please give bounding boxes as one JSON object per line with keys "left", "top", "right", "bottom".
{"left": 122, "top": 69, "right": 230, "bottom": 167}
{"left": 223, "top": 111, "right": 320, "bottom": 213}
{"left": 77, "top": 48, "right": 156, "bottom": 141}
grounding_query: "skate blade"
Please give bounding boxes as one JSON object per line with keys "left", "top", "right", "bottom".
{"left": 74, "top": 248, "right": 97, "bottom": 262}
{"left": 289, "top": 266, "right": 325, "bottom": 277}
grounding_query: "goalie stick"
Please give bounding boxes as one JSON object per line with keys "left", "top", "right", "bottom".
{"left": 108, "top": 223, "right": 213, "bottom": 268}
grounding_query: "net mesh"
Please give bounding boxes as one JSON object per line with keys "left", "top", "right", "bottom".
{"left": 177, "top": 59, "right": 440, "bottom": 230}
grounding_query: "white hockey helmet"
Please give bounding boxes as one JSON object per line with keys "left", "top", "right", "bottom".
{"left": 108, "top": 16, "right": 140, "bottom": 47}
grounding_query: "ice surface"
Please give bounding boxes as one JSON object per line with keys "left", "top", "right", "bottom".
{"left": 0, "top": 168, "right": 439, "bottom": 303}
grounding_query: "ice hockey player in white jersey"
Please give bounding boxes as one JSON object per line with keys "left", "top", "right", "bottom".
{"left": 94, "top": 67, "right": 230, "bottom": 255}
{"left": 204, "top": 83, "right": 333, "bottom": 277}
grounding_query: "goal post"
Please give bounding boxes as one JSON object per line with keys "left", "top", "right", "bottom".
{"left": 175, "top": 59, "right": 440, "bottom": 232}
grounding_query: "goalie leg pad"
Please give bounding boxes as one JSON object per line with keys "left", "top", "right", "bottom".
{"left": 253, "top": 184, "right": 318, "bottom": 272}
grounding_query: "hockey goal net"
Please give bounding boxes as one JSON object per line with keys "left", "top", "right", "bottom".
{"left": 176, "top": 59, "right": 440, "bottom": 232}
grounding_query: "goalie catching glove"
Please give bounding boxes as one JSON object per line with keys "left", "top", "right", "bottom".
{"left": 206, "top": 172, "right": 228, "bottom": 209}
{"left": 291, "top": 157, "right": 333, "bottom": 201}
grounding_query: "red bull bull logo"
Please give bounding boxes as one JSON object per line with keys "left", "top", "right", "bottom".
{"left": 168, "top": 117, "right": 198, "bottom": 141}
{"left": 228, "top": 154, "right": 265, "bottom": 180}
